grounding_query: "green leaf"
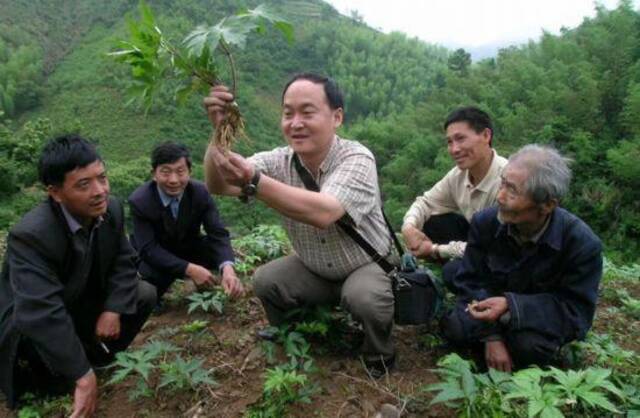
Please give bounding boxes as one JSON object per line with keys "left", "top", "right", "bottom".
{"left": 240, "top": 4, "right": 294, "bottom": 43}
{"left": 183, "top": 25, "right": 220, "bottom": 58}
{"left": 579, "top": 391, "right": 620, "bottom": 413}
{"left": 429, "top": 385, "right": 465, "bottom": 405}
{"left": 528, "top": 399, "right": 547, "bottom": 417}
{"left": 539, "top": 405, "right": 564, "bottom": 418}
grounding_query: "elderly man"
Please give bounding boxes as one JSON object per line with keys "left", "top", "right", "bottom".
{"left": 0, "top": 135, "right": 156, "bottom": 416}
{"left": 402, "top": 107, "right": 507, "bottom": 289}
{"left": 203, "top": 73, "right": 395, "bottom": 377}
{"left": 441, "top": 144, "right": 602, "bottom": 371}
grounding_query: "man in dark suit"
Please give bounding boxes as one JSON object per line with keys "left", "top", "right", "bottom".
{"left": 0, "top": 135, "right": 156, "bottom": 417}
{"left": 128, "top": 142, "right": 242, "bottom": 302}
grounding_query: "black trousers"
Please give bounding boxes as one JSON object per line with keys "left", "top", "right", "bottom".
{"left": 440, "top": 301, "right": 563, "bottom": 369}
{"left": 139, "top": 236, "right": 219, "bottom": 298}
{"left": 422, "top": 213, "right": 469, "bottom": 291}
{"left": 12, "top": 280, "right": 156, "bottom": 405}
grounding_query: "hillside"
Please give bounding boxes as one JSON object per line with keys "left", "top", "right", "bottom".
{"left": 1, "top": 0, "right": 639, "bottom": 259}
{"left": 1, "top": 1, "right": 640, "bottom": 417}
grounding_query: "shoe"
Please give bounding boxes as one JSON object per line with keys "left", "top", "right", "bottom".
{"left": 363, "top": 354, "right": 396, "bottom": 379}
{"left": 256, "top": 326, "right": 278, "bottom": 341}
{"left": 152, "top": 298, "right": 168, "bottom": 315}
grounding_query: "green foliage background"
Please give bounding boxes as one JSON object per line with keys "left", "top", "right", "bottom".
{"left": 0, "top": 0, "right": 639, "bottom": 261}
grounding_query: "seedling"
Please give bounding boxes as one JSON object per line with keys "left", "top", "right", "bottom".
{"left": 182, "top": 319, "right": 210, "bottom": 333}
{"left": 187, "top": 290, "right": 227, "bottom": 314}
{"left": 108, "top": 340, "right": 180, "bottom": 385}
{"left": 110, "top": 1, "right": 293, "bottom": 150}
{"left": 158, "top": 356, "right": 216, "bottom": 392}
{"left": 426, "top": 353, "right": 629, "bottom": 417}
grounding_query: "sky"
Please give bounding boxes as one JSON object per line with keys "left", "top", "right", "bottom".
{"left": 324, "top": 0, "right": 639, "bottom": 59}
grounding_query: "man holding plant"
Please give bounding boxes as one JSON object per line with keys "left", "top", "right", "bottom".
{"left": 441, "top": 144, "right": 602, "bottom": 371}
{"left": 203, "top": 73, "right": 396, "bottom": 377}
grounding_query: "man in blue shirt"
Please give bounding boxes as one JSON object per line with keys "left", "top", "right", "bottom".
{"left": 441, "top": 144, "right": 603, "bottom": 371}
{"left": 129, "top": 142, "right": 243, "bottom": 302}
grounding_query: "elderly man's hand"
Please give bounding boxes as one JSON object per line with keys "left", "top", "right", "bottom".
{"left": 95, "top": 311, "right": 121, "bottom": 341}
{"left": 485, "top": 340, "right": 513, "bottom": 372}
{"left": 209, "top": 146, "right": 254, "bottom": 188}
{"left": 70, "top": 370, "right": 98, "bottom": 418}
{"left": 468, "top": 297, "right": 509, "bottom": 322}
{"left": 203, "top": 85, "right": 234, "bottom": 127}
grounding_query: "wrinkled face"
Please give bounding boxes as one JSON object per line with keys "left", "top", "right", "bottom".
{"left": 445, "top": 121, "right": 492, "bottom": 170}
{"left": 48, "top": 160, "right": 110, "bottom": 223}
{"left": 281, "top": 80, "right": 343, "bottom": 158}
{"left": 497, "top": 164, "right": 547, "bottom": 226}
{"left": 153, "top": 157, "right": 190, "bottom": 197}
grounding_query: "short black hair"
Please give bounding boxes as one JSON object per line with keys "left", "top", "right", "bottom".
{"left": 282, "top": 72, "right": 344, "bottom": 110}
{"left": 444, "top": 106, "right": 494, "bottom": 145}
{"left": 151, "top": 141, "right": 192, "bottom": 170}
{"left": 38, "top": 135, "right": 102, "bottom": 186}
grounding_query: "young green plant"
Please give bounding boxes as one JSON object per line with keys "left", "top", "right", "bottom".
{"left": 109, "top": 1, "right": 293, "bottom": 150}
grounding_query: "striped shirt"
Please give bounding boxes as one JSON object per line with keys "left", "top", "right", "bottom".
{"left": 249, "top": 136, "right": 392, "bottom": 280}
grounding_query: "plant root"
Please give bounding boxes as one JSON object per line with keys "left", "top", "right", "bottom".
{"left": 212, "top": 102, "right": 246, "bottom": 152}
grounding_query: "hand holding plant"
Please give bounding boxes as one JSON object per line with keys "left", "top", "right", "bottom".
{"left": 109, "top": 1, "right": 293, "bottom": 151}
{"left": 468, "top": 296, "right": 509, "bottom": 322}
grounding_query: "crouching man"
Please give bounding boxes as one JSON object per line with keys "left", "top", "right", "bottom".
{"left": 128, "top": 142, "right": 243, "bottom": 303}
{"left": 441, "top": 144, "right": 602, "bottom": 371}
{"left": 203, "top": 73, "right": 396, "bottom": 377}
{"left": 0, "top": 135, "right": 156, "bottom": 417}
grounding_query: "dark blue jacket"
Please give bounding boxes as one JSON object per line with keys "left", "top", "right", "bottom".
{"left": 128, "top": 180, "right": 234, "bottom": 277}
{"left": 452, "top": 206, "right": 602, "bottom": 343}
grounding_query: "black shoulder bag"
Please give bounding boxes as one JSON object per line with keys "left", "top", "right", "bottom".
{"left": 292, "top": 154, "right": 443, "bottom": 325}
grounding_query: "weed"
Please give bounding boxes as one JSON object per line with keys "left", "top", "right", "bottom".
{"left": 232, "top": 225, "right": 291, "bottom": 274}
{"left": 17, "top": 394, "right": 72, "bottom": 418}
{"left": 615, "top": 289, "right": 640, "bottom": 319}
{"left": 602, "top": 258, "right": 640, "bottom": 283}
{"left": 108, "top": 348, "right": 159, "bottom": 384}
{"left": 187, "top": 290, "right": 227, "bottom": 314}
{"left": 245, "top": 365, "right": 317, "bottom": 418}
{"left": 158, "top": 356, "right": 216, "bottom": 392}
{"left": 426, "top": 353, "right": 632, "bottom": 417}
{"left": 575, "top": 333, "right": 635, "bottom": 368}
{"left": 425, "top": 353, "right": 513, "bottom": 417}
{"left": 182, "top": 319, "right": 210, "bottom": 333}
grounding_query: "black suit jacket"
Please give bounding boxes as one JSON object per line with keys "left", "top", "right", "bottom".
{"left": 0, "top": 197, "right": 138, "bottom": 407}
{"left": 128, "top": 180, "right": 234, "bottom": 277}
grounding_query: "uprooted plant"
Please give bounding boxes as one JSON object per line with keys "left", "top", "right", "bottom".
{"left": 109, "top": 0, "right": 293, "bottom": 150}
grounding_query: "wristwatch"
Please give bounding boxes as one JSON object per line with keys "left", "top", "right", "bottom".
{"left": 239, "top": 169, "right": 261, "bottom": 203}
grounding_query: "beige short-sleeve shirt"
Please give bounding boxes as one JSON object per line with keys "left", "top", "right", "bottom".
{"left": 402, "top": 150, "right": 508, "bottom": 258}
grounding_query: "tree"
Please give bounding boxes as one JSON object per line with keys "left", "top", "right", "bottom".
{"left": 447, "top": 48, "right": 471, "bottom": 75}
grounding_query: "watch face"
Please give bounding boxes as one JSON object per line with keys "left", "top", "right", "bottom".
{"left": 242, "top": 183, "right": 257, "bottom": 197}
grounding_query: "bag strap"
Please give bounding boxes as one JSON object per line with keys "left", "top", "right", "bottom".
{"left": 292, "top": 153, "right": 400, "bottom": 274}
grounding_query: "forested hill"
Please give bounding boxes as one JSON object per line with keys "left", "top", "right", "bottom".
{"left": 0, "top": 0, "right": 639, "bottom": 261}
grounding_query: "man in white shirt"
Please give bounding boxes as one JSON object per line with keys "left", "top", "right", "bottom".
{"left": 402, "top": 107, "right": 507, "bottom": 288}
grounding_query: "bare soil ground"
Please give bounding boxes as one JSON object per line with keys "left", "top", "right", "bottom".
{"left": 1, "top": 273, "right": 639, "bottom": 418}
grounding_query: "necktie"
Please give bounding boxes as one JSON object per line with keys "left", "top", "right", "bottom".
{"left": 170, "top": 198, "right": 179, "bottom": 219}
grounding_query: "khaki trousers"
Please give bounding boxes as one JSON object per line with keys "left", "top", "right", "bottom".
{"left": 253, "top": 254, "right": 395, "bottom": 359}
